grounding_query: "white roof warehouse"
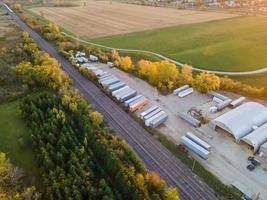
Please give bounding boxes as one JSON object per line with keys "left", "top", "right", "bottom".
{"left": 211, "top": 102, "right": 267, "bottom": 152}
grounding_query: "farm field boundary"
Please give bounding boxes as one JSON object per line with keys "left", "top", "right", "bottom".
{"left": 62, "top": 32, "right": 267, "bottom": 75}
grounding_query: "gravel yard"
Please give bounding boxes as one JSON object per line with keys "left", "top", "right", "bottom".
{"left": 93, "top": 62, "right": 267, "bottom": 199}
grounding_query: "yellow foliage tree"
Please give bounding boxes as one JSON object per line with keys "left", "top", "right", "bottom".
{"left": 90, "top": 111, "right": 104, "bottom": 126}
{"left": 181, "top": 64, "right": 193, "bottom": 84}
{"left": 115, "top": 56, "right": 133, "bottom": 71}
{"left": 111, "top": 49, "right": 119, "bottom": 61}
{"left": 12, "top": 3, "right": 22, "bottom": 12}
{"left": 137, "top": 60, "right": 158, "bottom": 84}
{"left": 165, "top": 188, "right": 180, "bottom": 200}
{"left": 156, "top": 60, "right": 179, "bottom": 84}
{"left": 193, "top": 72, "right": 220, "bottom": 93}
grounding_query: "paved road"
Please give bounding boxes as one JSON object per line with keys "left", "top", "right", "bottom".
{"left": 62, "top": 32, "right": 267, "bottom": 76}
{"left": 4, "top": 4, "right": 222, "bottom": 200}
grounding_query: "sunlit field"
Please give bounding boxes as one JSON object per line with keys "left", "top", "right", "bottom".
{"left": 92, "top": 16, "right": 267, "bottom": 72}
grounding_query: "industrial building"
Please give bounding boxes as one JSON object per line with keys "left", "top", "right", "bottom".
{"left": 212, "top": 102, "right": 267, "bottom": 152}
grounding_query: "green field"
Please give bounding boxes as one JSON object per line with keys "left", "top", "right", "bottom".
{"left": 0, "top": 99, "right": 42, "bottom": 186}
{"left": 91, "top": 16, "right": 267, "bottom": 72}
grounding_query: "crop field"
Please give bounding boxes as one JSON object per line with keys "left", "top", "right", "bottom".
{"left": 92, "top": 16, "right": 267, "bottom": 72}
{"left": 30, "top": 0, "right": 237, "bottom": 39}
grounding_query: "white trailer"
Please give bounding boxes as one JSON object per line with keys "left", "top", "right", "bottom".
{"left": 124, "top": 95, "right": 143, "bottom": 107}
{"left": 177, "top": 112, "right": 201, "bottom": 127}
{"left": 145, "top": 111, "right": 166, "bottom": 127}
{"left": 150, "top": 113, "right": 168, "bottom": 128}
{"left": 115, "top": 88, "right": 133, "bottom": 100}
{"left": 101, "top": 78, "right": 120, "bottom": 87}
{"left": 173, "top": 85, "right": 190, "bottom": 95}
{"left": 186, "top": 132, "right": 211, "bottom": 151}
{"left": 210, "top": 92, "right": 229, "bottom": 101}
{"left": 111, "top": 86, "right": 129, "bottom": 96}
{"left": 119, "top": 90, "right": 137, "bottom": 102}
{"left": 181, "top": 136, "right": 210, "bottom": 160}
{"left": 140, "top": 105, "right": 159, "bottom": 120}
{"left": 213, "top": 97, "right": 224, "bottom": 104}
{"left": 99, "top": 75, "right": 114, "bottom": 83}
{"left": 108, "top": 82, "right": 126, "bottom": 92}
{"left": 230, "top": 97, "right": 245, "bottom": 108}
{"left": 128, "top": 96, "right": 145, "bottom": 107}
{"left": 216, "top": 99, "right": 232, "bottom": 111}
{"left": 178, "top": 87, "right": 193, "bottom": 98}
{"left": 143, "top": 108, "right": 162, "bottom": 121}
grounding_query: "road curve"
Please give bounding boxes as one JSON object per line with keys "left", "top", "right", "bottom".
{"left": 62, "top": 32, "right": 267, "bottom": 76}
{"left": 4, "top": 5, "right": 222, "bottom": 200}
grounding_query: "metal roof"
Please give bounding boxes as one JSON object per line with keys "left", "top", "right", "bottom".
{"left": 212, "top": 102, "right": 267, "bottom": 142}
{"left": 242, "top": 123, "right": 267, "bottom": 152}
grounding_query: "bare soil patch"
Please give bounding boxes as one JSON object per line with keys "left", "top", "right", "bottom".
{"left": 31, "top": 0, "right": 238, "bottom": 39}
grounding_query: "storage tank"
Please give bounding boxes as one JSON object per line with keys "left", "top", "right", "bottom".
{"left": 145, "top": 111, "right": 166, "bottom": 127}
{"left": 108, "top": 82, "right": 126, "bottom": 92}
{"left": 140, "top": 105, "right": 159, "bottom": 119}
{"left": 181, "top": 136, "right": 210, "bottom": 160}
{"left": 111, "top": 86, "right": 129, "bottom": 96}
{"left": 186, "top": 132, "right": 211, "bottom": 151}
{"left": 119, "top": 90, "right": 137, "bottom": 102}
{"left": 173, "top": 85, "right": 189, "bottom": 95}
{"left": 178, "top": 87, "right": 193, "bottom": 98}
{"left": 143, "top": 108, "right": 162, "bottom": 121}
{"left": 150, "top": 113, "right": 168, "bottom": 128}
{"left": 129, "top": 98, "right": 148, "bottom": 112}
{"left": 177, "top": 112, "right": 201, "bottom": 127}
{"left": 124, "top": 95, "right": 143, "bottom": 107}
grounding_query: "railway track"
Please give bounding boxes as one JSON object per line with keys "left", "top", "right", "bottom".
{"left": 5, "top": 6, "right": 222, "bottom": 200}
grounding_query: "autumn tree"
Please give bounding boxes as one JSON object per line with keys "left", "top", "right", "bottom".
{"left": 138, "top": 60, "right": 158, "bottom": 85}
{"left": 180, "top": 64, "right": 193, "bottom": 84}
{"left": 111, "top": 49, "right": 119, "bottom": 61}
{"left": 114, "top": 56, "right": 133, "bottom": 71}
{"left": 12, "top": 3, "right": 22, "bottom": 12}
{"left": 90, "top": 111, "right": 104, "bottom": 126}
{"left": 0, "top": 152, "right": 40, "bottom": 199}
{"left": 193, "top": 72, "right": 220, "bottom": 93}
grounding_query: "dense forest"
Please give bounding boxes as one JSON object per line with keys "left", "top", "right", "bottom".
{"left": 20, "top": 92, "right": 179, "bottom": 200}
